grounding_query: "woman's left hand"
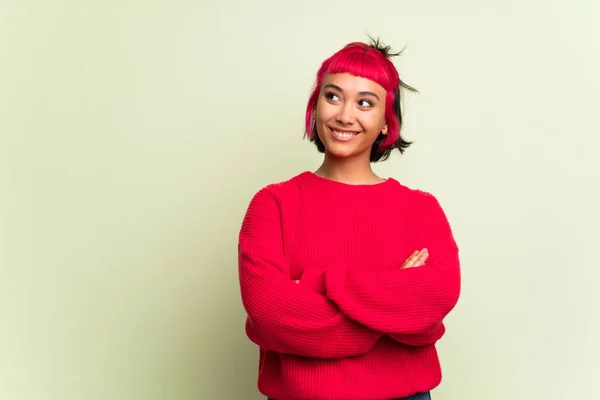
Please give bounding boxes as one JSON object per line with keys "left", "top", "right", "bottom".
{"left": 400, "top": 248, "right": 428, "bottom": 269}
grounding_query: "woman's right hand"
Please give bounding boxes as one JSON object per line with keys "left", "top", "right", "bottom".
{"left": 400, "top": 248, "right": 428, "bottom": 269}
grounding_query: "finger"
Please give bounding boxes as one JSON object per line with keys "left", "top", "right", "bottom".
{"left": 413, "top": 250, "right": 428, "bottom": 267}
{"left": 413, "top": 248, "right": 429, "bottom": 267}
{"left": 400, "top": 254, "right": 414, "bottom": 269}
{"left": 407, "top": 249, "right": 428, "bottom": 268}
{"left": 406, "top": 250, "right": 423, "bottom": 268}
{"left": 405, "top": 250, "right": 422, "bottom": 268}
{"left": 400, "top": 251, "right": 419, "bottom": 269}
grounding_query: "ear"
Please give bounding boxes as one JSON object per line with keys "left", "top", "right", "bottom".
{"left": 382, "top": 124, "right": 388, "bottom": 135}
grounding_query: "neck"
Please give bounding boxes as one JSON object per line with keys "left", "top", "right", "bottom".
{"left": 314, "top": 153, "right": 384, "bottom": 185}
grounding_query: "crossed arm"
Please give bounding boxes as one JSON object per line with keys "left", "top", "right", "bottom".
{"left": 238, "top": 187, "right": 382, "bottom": 359}
{"left": 294, "top": 248, "right": 444, "bottom": 347}
{"left": 238, "top": 188, "right": 460, "bottom": 358}
{"left": 325, "top": 193, "right": 461, "bottom": 346}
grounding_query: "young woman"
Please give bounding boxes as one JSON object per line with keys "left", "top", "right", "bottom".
{"left": 238, "top": 38, "right": 461, "bottom": 400}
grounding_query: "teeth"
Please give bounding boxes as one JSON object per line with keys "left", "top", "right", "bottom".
{"left": 333, "top": 130, "right": 357, "bottom": 139}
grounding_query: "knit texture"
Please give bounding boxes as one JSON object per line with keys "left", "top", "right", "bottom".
{"left": 238, "top": 172, "right": 460, "bottom": 400}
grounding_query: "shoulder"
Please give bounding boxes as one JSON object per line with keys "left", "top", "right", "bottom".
{"left": 386, "top": 178, "right": 440, "bottom": 206}
{"left": 386, "top": 179, "right": 451, "bottom": 224}
{"left": 244, "top": 172, "right": 309, "bottom": 211}
{"left": 240, "top": 173, "right": 309, "bottom": 240}
{"left": 386, "top": 181, "right": 457, "bottom": 246}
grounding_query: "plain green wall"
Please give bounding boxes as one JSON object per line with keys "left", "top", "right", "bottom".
{"left": 2, "top": 1, "right": 599, "bottom": 399}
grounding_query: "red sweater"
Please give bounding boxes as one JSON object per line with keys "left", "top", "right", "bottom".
{"left": 238, "top": 172, "right": 460, "bottom": 400}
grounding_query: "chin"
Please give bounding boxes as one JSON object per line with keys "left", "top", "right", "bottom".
{"left": 324, "top": 144, "right": 363, "bottom": 159}
{"left": 317, "top": 131, "right": 372, "bottom": 159}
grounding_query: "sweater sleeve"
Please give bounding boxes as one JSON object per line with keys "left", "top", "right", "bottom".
{"left": 238, "top": 187, "right": 382, "bottom": 358}
{"left": 388, "top": 322, "right": 445, "bottom": 347}
{"left": 324, "top": 191, "right": 461, "bottom": 338}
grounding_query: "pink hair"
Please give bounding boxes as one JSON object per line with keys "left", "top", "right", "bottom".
{"left": 304, "top": 41, "right": 402, "bottom": 150}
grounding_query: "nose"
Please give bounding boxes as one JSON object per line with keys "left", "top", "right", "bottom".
{"left": 336, "top": 103, "right": 355, "bottom": 125}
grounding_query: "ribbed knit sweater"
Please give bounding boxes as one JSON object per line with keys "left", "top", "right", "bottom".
{"left": 238, "top": 171, "right": 461, "bottom": 400}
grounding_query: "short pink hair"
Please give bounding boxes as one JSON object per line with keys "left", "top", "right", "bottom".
{"left": 304, "top": 39, "right": 415, "bottom": 157}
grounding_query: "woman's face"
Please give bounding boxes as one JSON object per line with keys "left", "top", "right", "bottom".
{"left": 314, "top": 72, "right": 388, "bottom": 160}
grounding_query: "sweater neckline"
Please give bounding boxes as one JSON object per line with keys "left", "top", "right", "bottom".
{"left": 300, "top": 171, "right": 397, "bottom": 189}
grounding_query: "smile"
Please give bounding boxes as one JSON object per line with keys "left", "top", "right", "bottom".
{"left": 331, "top": 128, "right": 360, "bottom": 142}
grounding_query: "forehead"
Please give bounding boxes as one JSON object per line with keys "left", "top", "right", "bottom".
{"left": 321, "top": 72, "right": 386, "bottom": 96}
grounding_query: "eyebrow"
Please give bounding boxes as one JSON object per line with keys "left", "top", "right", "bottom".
{"left": 323, "top": 84, "right": 380, "bottom": 100}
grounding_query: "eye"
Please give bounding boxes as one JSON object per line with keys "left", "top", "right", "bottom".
{"left": 358, "top": 99, "right": 373, "bottom": 107}
{"left": 324, "top": 92, "right": 341, "bottom": 102}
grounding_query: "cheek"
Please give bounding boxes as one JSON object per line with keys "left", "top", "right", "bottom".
{"left": 315, "top": 102, "right": 334, "bottom": 122}
{"left": 363, "top": 114, "right": 386, "bottom": 134}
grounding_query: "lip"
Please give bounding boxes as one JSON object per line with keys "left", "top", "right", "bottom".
{"left": 329, "top": 127, "right": 361, "bottom": 142}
